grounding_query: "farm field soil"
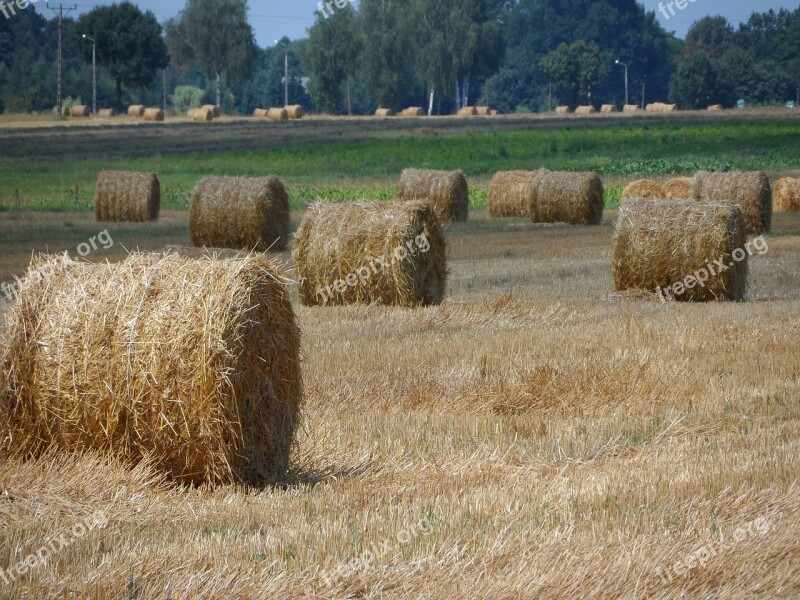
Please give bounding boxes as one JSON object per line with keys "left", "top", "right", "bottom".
{"left": 0, "top": 210, "right": 798, "bottom": 597}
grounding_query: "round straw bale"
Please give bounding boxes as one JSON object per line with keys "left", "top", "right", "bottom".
{"left": 458, "top": 106, "right": 478, "bottom": 116}
{"left": 293, "top": 200, "right": 446, "bottom": 307}
{"left": 201, "top": 104, "right": 221, "bottom": 118}
{"left": 489, "top": 109, "right": 501, "bottom": 116}
{"left": 613, "top": 198, "right": 748, "bottom": 301}
{"left": 267, "top": 107, "right": 289, "bottom": 121}
{"left": 253, "top": 108, "right": 269, "bottom": 118}
{"left": 0, "top": 252, "right": 302, "bottom": 485}
{"left": 555, "top": 106, "right": 571, "bottom": 114}
{"left": 375, "top": 108, "right": 395, "bottom": 117}
{"left": 601, "top": 104, "right": 617, "bottom": 113}
{"left": 191, "top": 107, "right": 214, "bottom": 122}
{"left": 488, "top": 171, "right": 537, "bottom": 217}
{"left": 620, "top": 179, "right": 666, "bottom": 204}
{"left": 94, "top": 170, "right": 160, "bottom": 222}
{"left": 693, "top": 171, "right": 772, "bottom": 234}
{"left": 285, "top": 105, "right": 304, "bottom": 119}
{"left": 623, "top": 104, "right": 640, "bottom": 113}
{"left": 143, "top": 108, "right": 165, "bottom": 122}
{"left": 708, "top": 104, "right": 724, "bottom": 111}
{"left": 773, "top": 177, "right": 800, "bottom": 212}
{"left": 69, "top": 105, "right": 90, "bottom": 117}
{"left": 396, "top": 168, "right": 469, "bottom": 222}
{"left": 575, "top": 105, "right": 596, "bottom": 115}
{"left": 401, "top": 107, "right": 425, "bottom": 116}
{"left": 663, "top": 177, "right": 696, "bottom": 200}
{"left": 97, "top": 108, "right": 116, "bottom": 118}
{"left": 128, "top": 104, "right": 146, "bottom": 117}
{"left": 529, "top": 170, "right": 604, "bottom": 225}
{"left": 475, "top": 106, "right": 491, "bottom": 116}
{"left": 189, "top": 176, "right": 290, "bottom": 252}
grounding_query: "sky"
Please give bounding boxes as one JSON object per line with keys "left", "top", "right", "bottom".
{"left": 33, "top": 0, "right": 800, "bottom": 47}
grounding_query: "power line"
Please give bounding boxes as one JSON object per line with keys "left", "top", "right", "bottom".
{"left": 47, "top": 2, "right": 77, "bottom": 118}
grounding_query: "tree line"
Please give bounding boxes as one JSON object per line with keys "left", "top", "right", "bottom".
{"left": 0, "top": 0, "right": 798, "bottom": 116}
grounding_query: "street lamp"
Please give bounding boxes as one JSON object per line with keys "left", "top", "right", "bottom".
{"left": 275, "top": 39, "right": 288, "bottom": 106}
{"left": 82, "top": 34, "right": 96, "bottom": 115}
{"left": 615, "top": 59, "right": 628, "bottom": 107}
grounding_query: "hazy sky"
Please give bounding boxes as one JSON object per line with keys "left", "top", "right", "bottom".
{"left": 34, "top": 1, "right": 800, "bottom": 47}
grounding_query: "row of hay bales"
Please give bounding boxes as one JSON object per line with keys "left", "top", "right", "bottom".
{"left": 187, "top": 105, "right": 222, "bottom": 122}
{"left": 488, "top": 170, "right": 605, "bottom": 225}
{"left": 457, "top": 106, "right": 502, "bottom": 116}
{"left": 55, "top": 105, "right": 117, "bottom": 118}
{"left": 557, "top": 104, "right": 641, "bottom": 114}
{"left": 254, "top": 105, "right": 304, "bottom": 121}
{"left": 127, "top": 105, "right": 165, "bottom": 121}
{"left": 620, "top": 172, "right": 775, "bottom": 234}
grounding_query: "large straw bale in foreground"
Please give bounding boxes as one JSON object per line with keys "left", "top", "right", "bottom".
{"left": 294, "top": 201, "right": 446, "bottom": 307}
{"left": 396, "top": 168, "right": 469, "bottom": 222}
{"left": 0, "top": 252, "right": 302, "bottom": 485}
{"left": 190, "top": 176, "right": 290, "bottom": 252}
{"left": 620, "top": 179, "right": 666, "bottom": 203}
{"left": 613, "top": 199, "right": 748, "bottom": 301}
{"left": 663, "top": 177, "right": 696, "bottom": 200}
{"left": 529, "top": 170, "right": 604, "bottom": 225}
{"left": 95, "top": 170, "right": 160, "bottom": 222}
{"left": 488, "top": 171, "right": 537, "bottom": 217}
{"left": 774, "top": 177, "right": 800, "bottom": 212}
{"left": 693, "top": 171, "right": 772, "bottom": 234}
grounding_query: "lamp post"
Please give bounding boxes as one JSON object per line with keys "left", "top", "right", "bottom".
{"left": 82, "top": 34, "right": 96, "bottom": 115}
{"left": 615, "top": 59, "right": 628, "bottom": 106}
{"left": 275, "top": 40, "right": 288, "bottom": 106}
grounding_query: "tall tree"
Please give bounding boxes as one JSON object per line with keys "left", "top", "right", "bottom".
{"left": 165, "top": 0, "right": 257, "bottom": 107}
{"left": 685, "top": 16, "right": 734, "bottom": 58}
{"left": 76, "top": 2, "right": 168, "bottom": 108}
{"left": 669, "top": 49, "right": 729, "bottom": 109}
{"left": 540, "top": 40, "right": 606, "bottom": 107}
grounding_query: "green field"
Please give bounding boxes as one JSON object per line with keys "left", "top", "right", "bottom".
{"left": 2, "top": 119, "right": 799, "bottom": 212}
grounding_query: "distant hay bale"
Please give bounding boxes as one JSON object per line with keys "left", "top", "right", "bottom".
{"left": 0, "top": 252, "right": 302, "bottom": 485}
{"left": 190, "top": 107, "right": 214, "bottom": 122}
{"left": 488, "top": 171, "right": 537, "bottom": 218}
{"left": 201, "top": 104, "right": 221, "bottom": 118}
{"left": 529, "top": 170, "right": 604, "bottom": 225}
{"left": 94, "top": 171, "right": 160, "bottom": 222}
{"left": 489, "top": 109, "right": 501, "bottom": 116}
{"left": 253, "top": 108, "right": 269, "bottom": 118}
{"left": 663, "top": 177, "right": 696, "bottom": 200}
{"left": 693, "top": 171, "right": 772, "bottom": 234}
{"left": 601, "top": 104, "right": 617, "bottom": 113}
{"left": 189, "top": 176, "right": 290, "bottom": 252}
{"left": 285, "top": 105, "right": 304, "bottom": 119}
{"left": 475, "top": 106, "right": 491, "bottom": 116}
{"left": 613, "top": 198, "right": 748, "bottom": 302}
{"left": 69, "top": 105, "right": 90, "bottom": 117}
{"left": 375, "top": 108, "right": 395, "bottom": 117}
{"left": 708, "top": 104, "right": 724, "bottom": 111}
{"left": 128, "top": 104, "right": 146, "bottom": 117}
{"left": 143, "top": 108, "right": 164, "bottom": 122}
{"left": 396, "top": 168, "right": 469, "bottom": 222}
{"left": 458, "top": 106, "right": 478, "bottom": 116}
{"left": 401, "top": 107, "right": 425, "bottom": 117}
{"left": 774, "top": 177, "right": 800, "bottom": 212}
{"left": 267, "top": 107, "right": 289, "bottom": 121}
{"left": 646, "top": 102, "right": 678, "bottom": 113}
{"left": 623, "top": 104, "right": 640, "bottom": 113}
{"left": 575, "top": 105, "right": 596, "bottom": 115}
{"left": 293, "top": 200, "right": 447, "bottom": 307}
{"left": 97, "top": 108, "right": 116, "bottom": 118}
{"left": 555, "top": 106, "right": 571, "bottom": 114}
{"left": 620, "top": 179, "right": 666, "bottom": 203}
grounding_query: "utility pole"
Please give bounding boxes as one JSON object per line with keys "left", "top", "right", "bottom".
{"left": 48, "top": 2, "right": 77, "bottom": 117}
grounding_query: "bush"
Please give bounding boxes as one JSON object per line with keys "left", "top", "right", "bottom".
{"left": 172, "top": 86, "right": 205, "bottom": 114}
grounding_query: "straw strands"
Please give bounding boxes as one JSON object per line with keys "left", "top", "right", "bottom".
{"left": 396, "top": 168, "right": 469, "bottom": 222}
{"left": 529, "top": 170, "right": 604, "bottom": 225}
{"left": 774, "top": 177, "right": 800, "bottom": 212}
{"left": 693, "top": 171, "right": 772, "bottom": 234}
{"left": 94, "top": 170, "right": 160, "bottom": 222}
{"left": 488, "top": 171, "right": 537, "bottom": 217}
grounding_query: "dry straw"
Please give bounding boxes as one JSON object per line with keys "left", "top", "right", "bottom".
{"left": 69, "top": 105, "right": 90, "bottom": 117}
{"left": 620, "top": 179, "right": 666, "bottom": 204}
{"left": 267, "top": 107, "right": 289, "bottom": 121}
{"left": 529, "top": 170, "right": 604, "bottom": 225}
{"left": 774, "top": 177, "right": 800, "bottom": 212}
{"left": 94, "top": 170, "right": 160, "bottom": 222}
{"left": 128, "top": 104, "right": 146, "bottom": 117}
{"left": 253, "top": 108, "right": 269, "bottom": 118}
{"left": 97, "top": 108, "right": 116, "bottom": 118}
{"left": 396, "top": 168, "right": 469, "bottom": 222}
{"left": 143, "top": 108, "right": 165, "bottom": 122}
{"left": 708, "top": 104, "right": 724, "bottom": 111}
{"left": 201, "top": 104, "right": 221, "bottom": 118}
{"left": 555, "top": 106, "right": 571, "bottom": 114}
{"left": 401, "top": 107, "right": 425, "bottom": 116}
{"left": 375, "top": 108, "right": 395, "bottom": 117}
{"left": 458, "top": 106, "right": 478, "bottom": 116}
{"left": 575, "top": 105, "right": 596, "bottom": 115}
{"left": 693, "top": 171, "right": 772, "bottom": 234}
{"left": 623, "top": 104, "right": 640, "bottom": 113}
{"left": 488, "top": 171, "right": 537, "bottom": 217}
{"left": 189, "top": 108, "right": 214, "bottom": 122}
{"left": 285, "top": 105, "right": 304, "bottom": 119}
{"left": 663, "top": 177, "right": 696, "bottom": 200}
{"left": 646, "top": 102, "right": 678, "bottom": 112}
{"left": 489, "top": 109, "right": 501, "bottom": 116}
{"left": 0, "top": 252, "right": 302, "bottom": 485}
{"left": 613, "top": 198, "right": 748, "bottom": 301}
{"left": 601, "top": 104, "right": 617, "bottom": 113}
{"left": 293, "top": 200, "right": 447, "bottom": 307}
{"left": 189, "top": 176, "right": 291, "bottom": 252}
{"left": 476, "top": 106, "right": 491, "bottom": 116}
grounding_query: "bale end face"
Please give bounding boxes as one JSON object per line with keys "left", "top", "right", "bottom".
{"left": 94, "top": 170, "right": 160, "bottom": 222}
{"left": 663, "top": 177, "right": 696, "bottom": 201}
{"left": 613, "top": 198, "right": 748, "bottom": 302}
{"left": 773, "top": 178, "right": 800, "bottom": 212}
{"left": 396, "top": 168, "right": 469, "bottom": 222}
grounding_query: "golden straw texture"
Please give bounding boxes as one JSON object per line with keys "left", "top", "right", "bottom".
{"left": 773, "top": 178, "right": 800, "bottom": 212}
{"left": 530, "top": 170, "right": 604, "bottom": 225}
{"left": 663, "top": 177, "right": 696, "bottom": 200}
{"left": 396, "top": 168, "right": 469, "bottom": 222}
{"left": 693, "top": 171, "right": 772, "bottom": 234}
{"left": 488, "top": 171, "right": 537, "bottom": 217}
{"left": 620, "top": 180, "right": 666, "bottom": 204}
{"left": 94, "top": 170, "right": 160, "bottom": 222}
